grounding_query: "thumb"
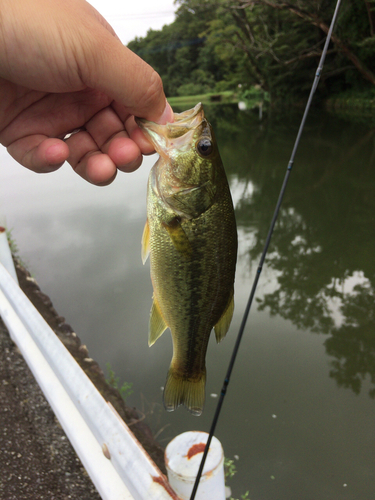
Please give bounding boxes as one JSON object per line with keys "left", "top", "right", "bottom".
{"left": 81, "top": 30, "right": 172, "bottom": 123}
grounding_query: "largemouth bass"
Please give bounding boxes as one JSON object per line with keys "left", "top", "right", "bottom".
{"left": 136, "top": 103, "right": 237, "bottom": 416}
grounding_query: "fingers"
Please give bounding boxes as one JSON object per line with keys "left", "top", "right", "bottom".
{"left": 65, "top": 134, "right": 140, "bottom": 186}
{"left": 4, "top": 93, "right": 168, "bottom": 183}
{"left": 4, "top": 100, "right": 152, "bottom": 184}
{"left": 5, "top": 123, "right": 144, "bottom": 186}
{"left": 84, "top": 107, "right": 143, "bottom": 171}
{"left": 7, "top": 136, "right": 69, "bottom": 173}
{"left": 65, "top": 106, "right": 144, "bottom": 184}
{"left": 63, "top": 130, "right": 113, "bottom": 185}
{"left": 125, "top": 116, "right": 155, "bottom": 155}
{"left": 107, "top": 137, "right": 143, "bottom": 172}
{"left": 111, "top": 101, "right": 157, "bottom": 154}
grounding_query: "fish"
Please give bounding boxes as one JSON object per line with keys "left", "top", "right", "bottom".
{"left": 136, "top": 103, "right": 237, "bottom": 416}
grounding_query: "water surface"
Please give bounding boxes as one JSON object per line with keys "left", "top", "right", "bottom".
{"left": 1, "top": 106, "right": 374, "bottom": 499}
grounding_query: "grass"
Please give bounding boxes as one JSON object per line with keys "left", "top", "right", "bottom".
{"left": 105, "top": 362, "right": 133, "bottom": 402}
{"left": 167, "top": 91, "right": 237, "bottom": 108}
{"left": 5, "top": 227, "right": 29, "bottom": 271}
{"left": 6, "top": 228, "right": 19, "bottom": 256}
{"left": 225, "top": 458, "right": 250, "bottom": 500}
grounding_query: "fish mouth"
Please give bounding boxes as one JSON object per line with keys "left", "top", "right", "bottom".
{"left": 170, "top": 102, "right": 204, "bottom": 129}
{"left": 135, "top": 103, "right": 206, "bottom": 156}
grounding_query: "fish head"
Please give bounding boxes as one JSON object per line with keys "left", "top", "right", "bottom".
{"left": 136, "top": 103, "right": 222, "bottom": 217}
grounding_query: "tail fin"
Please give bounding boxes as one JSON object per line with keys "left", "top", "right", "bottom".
{"left": 163, "top": 368, "right": 206, "bottom": 416}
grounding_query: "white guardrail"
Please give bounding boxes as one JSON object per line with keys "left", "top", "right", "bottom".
{"left": 0, "top": 229, "right": 179, "bottom": 500}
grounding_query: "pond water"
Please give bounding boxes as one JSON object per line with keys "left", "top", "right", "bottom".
{"left": 1, "top": 105, "right": 374, "bottom": 499}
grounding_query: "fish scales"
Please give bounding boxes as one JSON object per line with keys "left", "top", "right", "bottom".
{"left": 136, "top": 103, "right": 237, "bottom": 416}
{"left": 149, "top": 182, "right": 234, "bottom": 372}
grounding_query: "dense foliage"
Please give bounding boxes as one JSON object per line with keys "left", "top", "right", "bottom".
{"left": 128, "top": 0, "right": 375, "bottom": 102}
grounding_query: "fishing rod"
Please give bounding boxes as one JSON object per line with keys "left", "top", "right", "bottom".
{"left": 189, "top": 0, "right": 342, "bottom": 498}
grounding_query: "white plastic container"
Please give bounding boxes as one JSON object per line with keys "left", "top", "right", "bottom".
{"left": 165, "top": 431, "right": 225, "bottom": 500}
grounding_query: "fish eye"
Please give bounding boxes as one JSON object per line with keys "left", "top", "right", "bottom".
{"left": 196, "top": 138, "right": 213, "bottom": 157}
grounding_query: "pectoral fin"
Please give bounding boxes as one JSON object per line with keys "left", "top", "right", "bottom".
{"left": 163, "top": 218, "right": 192, "bottom": 257}
{"left": 149, "top": 297, "right": 168, "bottom": 346}
{"left": 141, "top": 220, "right": 150, "bottom": 264}
{"left": 214, "top": 290, "right": 234, "bottom": 343}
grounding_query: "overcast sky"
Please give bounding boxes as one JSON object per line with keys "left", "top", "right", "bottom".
{"left": 88, "top": 0, "right": 178, "bottom": 45}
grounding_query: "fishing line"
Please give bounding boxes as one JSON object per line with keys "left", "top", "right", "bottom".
{"left": 189, "top": 0, "right": 342, "bottom": 498}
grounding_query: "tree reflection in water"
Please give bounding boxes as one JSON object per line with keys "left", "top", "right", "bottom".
{"left": 212, "top": 105, "right": 375, "bottom": 399}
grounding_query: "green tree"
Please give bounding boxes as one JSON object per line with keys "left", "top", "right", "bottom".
{"left": 203, "top": 0, "right": 375, "bottom": 99}
{"left": 128, "top": 0, "right": 223, "bottom": 96}
{"left": 128, "top": 0, "right": 375, "bottom": 101}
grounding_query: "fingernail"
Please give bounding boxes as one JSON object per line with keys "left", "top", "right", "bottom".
{"left": 156, "top": 101, "right": 174, "bottom": 125}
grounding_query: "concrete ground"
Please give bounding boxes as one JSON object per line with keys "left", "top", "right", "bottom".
{"left": 0, "top": 259, "right": 166, "bottom": 499}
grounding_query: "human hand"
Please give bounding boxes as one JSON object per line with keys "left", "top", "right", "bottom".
{"left": 0, "top": 0, "right": 173, "bottom": 185}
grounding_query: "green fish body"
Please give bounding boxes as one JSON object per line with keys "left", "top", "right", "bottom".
{"left": 136, "top": 103, "right": 237, "bottom": 416}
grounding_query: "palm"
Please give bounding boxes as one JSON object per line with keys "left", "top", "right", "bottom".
{"left": 2, "top": 82, "right": 108, "bottom": 138}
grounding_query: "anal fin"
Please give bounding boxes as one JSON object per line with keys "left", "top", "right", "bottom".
{"left": 141, "top": 220, "right": 150, "bottom": 264}
{"left": 214, "top": 289, "right": 234, "bottom": 343}
{"left": 149, "top": 297, "right": 168, "bottom": 346}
